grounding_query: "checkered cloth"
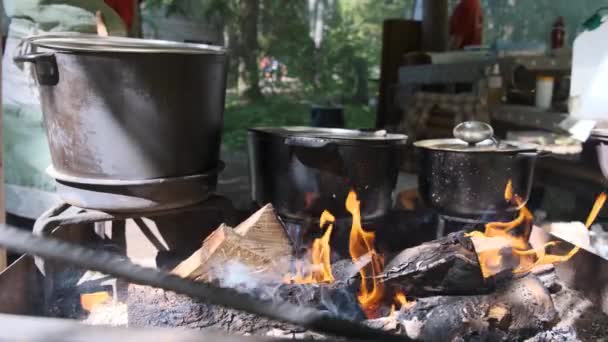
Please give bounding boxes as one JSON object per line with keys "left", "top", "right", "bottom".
{"left": 398, "top": 92, "right": 490, "bottom": 142}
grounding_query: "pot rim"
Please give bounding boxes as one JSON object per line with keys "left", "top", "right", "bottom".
{"left": 249, "top": 126, "right": 407, "bottom": 144}
{"left": 414, "top": 138, "right": 539, "bottom": 152}
{"left": 23, "top": 33, "right": 226, "bottom": 55}
{"left": 47, "top": 161, "right": 224, "bottom": 186}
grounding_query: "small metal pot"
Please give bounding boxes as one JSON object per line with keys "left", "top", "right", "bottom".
{"left": 414, "top": 121, "right": 542, "bottom": 221}
{"left": 248, "top": 127, "right": 407, "bottom": 221}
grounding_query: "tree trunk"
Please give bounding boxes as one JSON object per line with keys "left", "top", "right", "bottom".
{"left": 239, "top": 0, "right": 262, "bottom": 100}
{"left": 353, "top": 57, "right": 369, "bottom": 104}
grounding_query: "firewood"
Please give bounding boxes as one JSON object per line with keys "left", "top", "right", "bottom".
{"left": 380, "top": 231, "right": 491, "bottom": 297}
{"left": 173, "top": 204, "right": 293, "bottom": 281}
{"left": 233, "top": 204, "right": 293, "bottom": 261}
{"left": 469, "top": 234, "right": 525, "bottom": 278}
{"left": 172, "top": 224, "right": 275, "bottom": 281}
{"left": 376, "top": 276, "right": 557, "bottom": 341}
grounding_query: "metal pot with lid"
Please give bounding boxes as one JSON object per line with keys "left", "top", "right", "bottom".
{"left": 414, "top": 121, "right": 543, "bottom": 221}
{"left": 13, "top": 33, "right": 228, "bottom": 212}
{"left": 14, "top": 33, "right": 227, "bottom": 181}
{"left": 248, "top": 126, "right": 407, "bottom": 221}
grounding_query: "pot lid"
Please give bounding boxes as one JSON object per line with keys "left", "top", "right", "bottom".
{"left": 23, "top": 33, "right": 226, "bottom": 54}
{"left": 414, "top": 121, "right": 538, "bottom": 152}
{"left": 249, "top": 126, "right": 407, "bottom": 142}
{"left": 414, "top": 138, "right": 538, "bottom": 152}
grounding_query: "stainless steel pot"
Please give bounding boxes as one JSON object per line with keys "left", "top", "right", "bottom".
{"left": 415, "top": 122, "right": 543, "bottom": 221}
{"left": 14, "top": 33, "right": 228, "bottom": 181}
{"left": 248, "top": 127, "right": 407, "bottom": 221}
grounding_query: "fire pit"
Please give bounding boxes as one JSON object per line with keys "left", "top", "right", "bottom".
{"left": 0, "top": 185, "right": 607, "bottom": 341}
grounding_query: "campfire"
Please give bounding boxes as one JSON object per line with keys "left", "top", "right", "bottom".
{"left": 29, "top": 184, "right": 608, "bottom": 340}
{"left": 161, "top": 181, "right": 608, "bottom": 339}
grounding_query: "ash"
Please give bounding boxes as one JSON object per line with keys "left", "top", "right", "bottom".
{"left": 126, "top": 284, "right": 301, "bottom": 335}
{"left": 525, "top": 327, "right": 579, "bottom": 342}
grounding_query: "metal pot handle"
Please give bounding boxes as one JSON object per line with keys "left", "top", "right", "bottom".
{"left": 453, "top": 121, "right": 497, "bottom": 146}
{"left": 517, "top": 150, "right": 552, "bottom": 158}
{"left": 13, "top": 52, "right": 59, "bottom": 86}
{"left": 284, "top": 136, "right": 332, "bottom": 148}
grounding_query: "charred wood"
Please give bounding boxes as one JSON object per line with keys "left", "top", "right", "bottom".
{"left": 276, "top": 281, "right": 365, "bottom": 321}
{"left": 380, "top": 231, "right": 492, "bottom": 297}
{"left": 126, "top": 284, "right": 300, "bottom": 336}
{"left": 368, "top": 276, "right": 557, "bottom": 341}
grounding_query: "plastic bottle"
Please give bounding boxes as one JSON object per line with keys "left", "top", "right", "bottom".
{"left": 487, "top": 64, "right": 504, "bottom": 106}
{"left": 535, "top": 75, "right": 554, "bottom": 110}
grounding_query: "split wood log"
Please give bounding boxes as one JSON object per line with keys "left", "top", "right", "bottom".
{"left": 172, "top": 224, "right": 277, "bottom": 281}
{"left": 367, "top": 275, "right": 557, "bottom": 341}
{"left": 380, "top": 231, "right": 492, "bottom": 297}
{"left": 233, "top": 204, "right": 293, "bottom": 261}
{"left": 172, "top": 204, "right": 293, "bottom": 282}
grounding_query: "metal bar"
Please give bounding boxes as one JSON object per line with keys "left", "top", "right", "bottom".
{"left": 0, "top": 225, "right": 406, "bottom": 341}
{"left": 33, "top": 196, "right": 235, "bottom": 236}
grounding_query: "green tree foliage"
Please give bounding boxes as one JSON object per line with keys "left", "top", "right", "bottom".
{"left": 143, "top": 0, "right": 414, "bottom": 102}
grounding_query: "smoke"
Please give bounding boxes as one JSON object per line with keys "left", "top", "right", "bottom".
{"left": 209, "top": 260, "right": 284, "bottom": 302}
{"left": 207, "top": 258, "right": 365, "bottom": 321}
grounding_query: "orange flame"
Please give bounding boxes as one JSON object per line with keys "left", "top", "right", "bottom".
{"left": 469, "top": 179, "right": 607, "bottom": 278}
{"left": 513, "top": 192, "right": 607, "bottom": 273}
{"left": 395, "top": 291, "right": 408, "bottom": 307}
{"left": 504, "top": 179, "right": 513, "bottom": 202}
{"left": 285, "top": 210, "right": 335, "bottom": 284}
{"left": 286, "top": 191, "right": 409, "bottom": 317}
{"left": 389, "top": 290, "right": 411, "bottom": 316}
{"left": 346, "top": 191, "right": 384, "bottom": 318}
{"left": 586, "top": 192, "right": 607, "bottom": 228}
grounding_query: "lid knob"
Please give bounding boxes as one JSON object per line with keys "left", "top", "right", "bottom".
{"left": 453, "top": 121, "right": 494, "bottom": 145}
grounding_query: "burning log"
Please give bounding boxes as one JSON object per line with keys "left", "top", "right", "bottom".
{"left": 380, "top": 231, "right": 492, "bottom": 297}
{"left": 367, "top": 275, "right": 557, "bottom": 341}
{"left": 172, "top": 204, "right": 293, "bottom": 281}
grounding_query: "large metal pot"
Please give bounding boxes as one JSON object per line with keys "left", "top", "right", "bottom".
{"left": 14, "top": 33, "right": 227, "bottom": 180}
{"left": 248, "top": 127, "right": 407, "bottom": 221}
{"left": 414, "top": 121, "right": 542, "bottom": 221}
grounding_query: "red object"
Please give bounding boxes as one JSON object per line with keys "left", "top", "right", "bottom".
{"left": 104, "top": 0, "right": 135, "bottom": 30}
{"left": 449, "top": 0, "right": 483, "bottom": 49}
{"left": 551, "top": 16, "right": 565, "bottom": 49}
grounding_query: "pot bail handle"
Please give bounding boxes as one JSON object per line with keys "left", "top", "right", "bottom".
{"left": 284, "top": 136, "right": 332, "bottom": 148}
{"left": 13, "top": 52, "right": 59, "bottom": 86}
{"left": 453, "top": 121, "right": 497, "bottom": 146}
